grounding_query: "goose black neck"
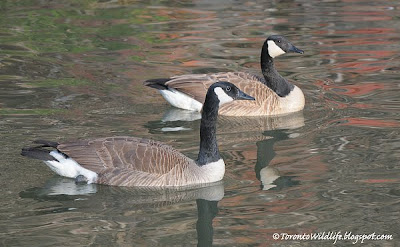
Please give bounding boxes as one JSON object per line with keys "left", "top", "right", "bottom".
{"left": 196, "top": 90, "right": 220, "bottom": 166}
{"left": 260, "top": 41, "right": 294, "bottom": 97}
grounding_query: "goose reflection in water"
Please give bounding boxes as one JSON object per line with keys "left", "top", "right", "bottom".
{"left": 255, "top": 130, "right": 300, "bottom": 191}
{"left": 19, "top": 178, "right": 222, "bottom": 246}
{"left": 156, "top": 107, "right": 304, "bottom": 132}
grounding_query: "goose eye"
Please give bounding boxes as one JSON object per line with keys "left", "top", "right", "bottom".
{"left": 226, "top": 86, "right": 231, "bottom": 92}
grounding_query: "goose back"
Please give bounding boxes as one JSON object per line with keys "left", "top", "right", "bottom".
{"left": 56, "top": 136, "right": 210, "bottom": 187}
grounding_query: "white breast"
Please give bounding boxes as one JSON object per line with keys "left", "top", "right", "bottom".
{"left": 184, "top": 158, "right": 225, "bottom": 186}
{"left": 278, "top": 86, "right": 305, "bottom": 114}
{"left": 199, "top": 159, "right": 226, "bottom": 183}
{"left": 159, "top": 88, "right": 203, "bottom": 112}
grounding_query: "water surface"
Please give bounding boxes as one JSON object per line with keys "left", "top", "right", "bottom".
{"left": 1, "top": 0, "right": 399, "bottom": 246}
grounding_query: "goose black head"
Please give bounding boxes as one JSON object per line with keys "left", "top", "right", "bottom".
{"left": 209, "top": 81, "right": 255, "bottom": 106}
{"left": 265, "top": 35, "right": 304, "bottom": 58}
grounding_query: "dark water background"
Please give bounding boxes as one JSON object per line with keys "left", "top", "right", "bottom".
{"left": 1, "top": 0, "right": 399, "bottom": 246}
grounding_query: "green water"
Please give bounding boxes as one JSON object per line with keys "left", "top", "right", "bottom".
{"left": 1, "top": 0, "right": 399, "bottom": 246}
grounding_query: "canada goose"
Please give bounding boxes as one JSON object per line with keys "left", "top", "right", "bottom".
{"left": 21, "top": 81, "right": 255, "bottom": 187}
{"left": 144, "top": 35, "right": 304, "bottom": 116}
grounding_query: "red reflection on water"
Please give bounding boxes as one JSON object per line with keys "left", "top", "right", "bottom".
{"left": 351, "top": 103, "right": 373, "bottom": 109}
{"left": 320, "top": 37, "right": 393, "bottom": 47}
{"left": 320, "top": 50, "right": 396, "bottom": 58}
{"left": 334, "top": 118, "right": 400, "bottom": 128}
{"left": 181, "top": 60, "right": 214, "bottom": 67}
{"left": 343, "top": 15, "right": 392, "bottom": 22}
{"left": 315, "top": 80, "right": 384, "bottom": 96}
{"left": 317, "top": 23, "right": 397, "bottom": 73}
{"left": 314, "top": 80, "right": 381, "bottom": 110}
{"left": 328, "top": 28, "right": 395, "bottom": 35}
{"left": 333, "top": 60, "right": 388, "bottom": 73}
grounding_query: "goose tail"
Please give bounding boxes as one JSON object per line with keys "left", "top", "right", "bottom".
{"left": 144, "top": 78, "right": 203, "bottom": 111}
{"left": 21, "top": 141, "right": 98, "bottom": 184}
{"left": 21, "top": 139, "right": 61, "bottom": 161}
{"left": 21, "top": 146, "right": 57, "bottom": 161}
{"left": 143, "top": 78, "right": 171, "bottom": 90}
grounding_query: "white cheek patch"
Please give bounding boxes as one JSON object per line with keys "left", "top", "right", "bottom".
{"left": 267, "top": 40, "right": 286, "bottom": 58}
{"left": 214, "top": 87, "right": 234, "bottom": 106}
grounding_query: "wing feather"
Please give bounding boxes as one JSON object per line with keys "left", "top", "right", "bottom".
{"left": 57, "top": 136, "right": 194, "bottom": 186}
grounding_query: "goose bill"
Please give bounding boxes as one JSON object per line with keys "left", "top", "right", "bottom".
{"left": 288, "top": 45, "right": 304, "bottom": 54}
{"left": 237, "top": 91, "right": 255, "bottom": 101}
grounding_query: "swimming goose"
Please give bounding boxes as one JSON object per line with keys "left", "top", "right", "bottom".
{"left": 144, "top": 35, "right": 304, "bottom": 116}
{"left": 21, "top": 81, "right": 255, "bottom": 187}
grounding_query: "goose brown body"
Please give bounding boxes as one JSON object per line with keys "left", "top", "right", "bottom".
{"left": 55, "top": 136, "right": 212, "bottom": 187}
{"left": 158, "top": 72, "right": 304, "bottom": 116}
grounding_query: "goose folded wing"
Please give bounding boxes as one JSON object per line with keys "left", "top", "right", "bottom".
{"left": 165, "top": 72, "right": 264, "bottom": 103}
{"left": 57, "top": 136, "right": 191, "bottom": 176}
{"left": 218, "top": 80, "right": 277, "bottom": 116}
